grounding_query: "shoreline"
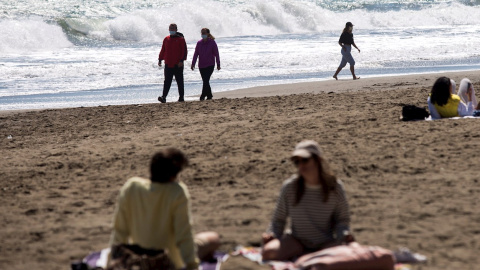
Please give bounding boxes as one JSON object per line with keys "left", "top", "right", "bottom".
{"left": 0, "top": 69, "right": 478, "bottom": 115}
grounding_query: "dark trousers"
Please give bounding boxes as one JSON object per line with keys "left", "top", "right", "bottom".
{"left": 199, "top": 65, "right": 215, "bottom": 100}
{"left": 162, "top": 65, "right": 184, "bottom": 99}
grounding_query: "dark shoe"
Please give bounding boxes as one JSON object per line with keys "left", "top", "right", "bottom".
{"left": 206, "top": 96, "right": 213, "bottom": 100}
{"left": 178, "top": 98, "right": 185, "bottom": 102}
{"left": 158, "top": 96, "right": 166, "bottom": 103}
{"left": 200, "top": 95, "right": 205, "bottom": 101}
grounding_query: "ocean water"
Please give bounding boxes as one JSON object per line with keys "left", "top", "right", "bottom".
{"left": 1, "top": 0, "right": 480, "bottom": 110}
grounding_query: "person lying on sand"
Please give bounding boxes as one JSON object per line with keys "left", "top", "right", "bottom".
{"left": 457, "top": 78, "right": 478, "bottom": 106}
{"left": 427, "top": 76, "right": 476, "bottom": 119}
{"left": 108, "top": 148, "right": 220, "bottom": 270}
{"left": 261, "top": 140, "right": 354, "bottom": 261}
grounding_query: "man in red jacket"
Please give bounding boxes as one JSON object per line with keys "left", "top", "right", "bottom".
{"left": 158, "top": 23, "right": 188, "bottom": 103}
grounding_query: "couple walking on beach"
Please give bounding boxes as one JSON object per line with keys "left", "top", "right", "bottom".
{"left": 158, "top": 24, "right": 221, "bottom": 103}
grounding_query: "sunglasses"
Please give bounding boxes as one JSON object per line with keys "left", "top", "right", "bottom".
{"left": 292, "top": 157, "right": 311, "bottom": 166}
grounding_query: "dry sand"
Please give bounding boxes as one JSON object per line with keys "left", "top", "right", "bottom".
{"left": 1, "top": 71, "right": 479, "bottom": 270}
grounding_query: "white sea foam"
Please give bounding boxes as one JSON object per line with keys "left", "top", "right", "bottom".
{"left": 65, "top": 0, "right": 480, "bottom": 43}
{"left": 1, "top": 0, "right": 480, "bottom": 110}
{"left": 0, "top": 19, "right": 72, "bottom": 53}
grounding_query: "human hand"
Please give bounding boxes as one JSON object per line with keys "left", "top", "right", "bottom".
{"left": 158, "top": 60, "right": 162, "bottom": 67}
{"left": 217, "top": 66, "right": 221, "bottom": 71}
{"left": 262, "top": 233, "right": 275, "bottom": 245}
{"left": 358, "top": 49, "right": 361, "bottom": 53}
{"left": 344, "top": 233, "right": 355, "bottom": 244}
{"left": 467, "top": 87, "right": 473, "bottom": 102}
{"left": 191, "top": 64, "right": 195, "bottom": 71}
{"left": 342, "top": 46, "right": 346, "bottom": 52}
{"left": 178, "top": 61, "right": 184, "bottom": 67}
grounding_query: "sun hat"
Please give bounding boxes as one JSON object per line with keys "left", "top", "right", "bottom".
{"left": 291, "top": 140, "right": 323, "bottom": 159}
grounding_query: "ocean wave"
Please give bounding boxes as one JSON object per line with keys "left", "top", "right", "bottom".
{"left": 3, "top": 0, "right": 480, "bottom": 47}
{"left": 0, "top": 18, "right": 72, "bottom": 53}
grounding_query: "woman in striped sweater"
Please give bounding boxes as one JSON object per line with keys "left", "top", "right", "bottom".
{"left": 261, "top": 140, "right": 353, "bottom": 261}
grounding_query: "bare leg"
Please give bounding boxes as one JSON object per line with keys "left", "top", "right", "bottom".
{"left": 350, "top": 65, "right": 359, "bottom": 80}
{"left": 195, "top": 231, "right": 221, "bottom": 261}
{"left": 261, "top": 234, "right": 304, "bottom": 261}
{"left": 333, "top": 67, "right": 342, "bottom": 80}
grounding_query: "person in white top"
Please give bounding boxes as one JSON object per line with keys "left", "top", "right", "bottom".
{"left": 427, "top": 77, "right": 475, "bottom": 119}
{"left": 457, "top": 78, "right": 478, "bottom": 106}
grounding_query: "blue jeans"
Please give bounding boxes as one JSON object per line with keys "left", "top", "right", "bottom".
{"left": 338, "top": 45, "right": 355, "bottom": 68}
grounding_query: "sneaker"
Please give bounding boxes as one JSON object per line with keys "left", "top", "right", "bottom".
{"left": 158, "top": 96, "right": 166, "bottom": 103}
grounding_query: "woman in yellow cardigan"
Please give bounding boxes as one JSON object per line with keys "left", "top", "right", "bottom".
{"left": 427, "top": 76, "right": 475, "bottom": 119}
{"left": 109, "top": 148, "right": 220, "bottom": 270}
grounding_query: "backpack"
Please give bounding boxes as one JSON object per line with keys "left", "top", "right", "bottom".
{"left": 401, "top": 105, "right": 429, "bottom": 121}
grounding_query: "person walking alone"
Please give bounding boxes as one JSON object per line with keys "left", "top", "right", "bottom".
{"left": 191, "top": 28, "right": 221, "bottom": 101}
{"left": 333, "top": 22, "right": 360, "bottom": 80}
{"left": 158, "top": 23, "right": 188, "bottom": 103}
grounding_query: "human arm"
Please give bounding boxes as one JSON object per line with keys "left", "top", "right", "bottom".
{"left": 352, "top": 42, "right": 360, "bottom": 53}
{"left": 191, "top": 43, "right": 199, "bottom": 70}
{"left": 333, "top": 180, "right": 351, "bottom": 244}
{"left": 213, "top": 41, "right": 221, "bottom": 70}
{"left": 179, "top": 37, "right": 187, "bottom": 67}
{"left": 173, "top": 185, "right": 199, "bottom": 270}
{"left": 266, "top": 184, "right": 289, "bottom": 240}
{"left": 110, "top": 185, "right": 130, "bottom": 246}
{"left": 427, "top": 96, "right": 441, "bottom": 120}
{"left": 158, "top": 39, "right": 166, "bottom": 67}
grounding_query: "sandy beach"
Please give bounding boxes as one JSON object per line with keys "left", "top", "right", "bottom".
{"left": 1, "top": 71, "right": 479, "bottom": 270}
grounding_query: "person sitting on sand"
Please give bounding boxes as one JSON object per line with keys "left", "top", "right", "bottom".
{"left": 457, "top": 78, "right": 478, "bottom": 106}
{"left": 261, "top": 140, "right": 353, "bottom": 261}
{"left": 427, "top": 76, "right": 475, "bottom": 119}
{"left": 109, "top": 148, "right": 220, "bottom": 270}
{"left": 333, "top": 22, "right": 361, "bottom": 80}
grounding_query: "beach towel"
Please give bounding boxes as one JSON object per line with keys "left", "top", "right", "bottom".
{"left": 80, "top": 248, "right": 228, "bottom": 270}
{"left": 293, "top": 243, "right": 395, "bottom": 270}
{"left": 426, "top": 115, "right": 480, "bottom": 121}
{"left": 233, "top": 245, "right": 424, "bottom": 270}
{"left": 200, "top": 252, "right": 229, "bottom": 270}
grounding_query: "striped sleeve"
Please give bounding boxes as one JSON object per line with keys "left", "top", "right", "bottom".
{"left": 333, "top": 180, "right": 350, "bottom": 241}
{"left": 267, "top": 181, "right": 290, "bottom": 239}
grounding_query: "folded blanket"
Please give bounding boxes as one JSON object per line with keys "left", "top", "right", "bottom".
{"left": 233, "top": 244, "right": 425, "bottom": 270}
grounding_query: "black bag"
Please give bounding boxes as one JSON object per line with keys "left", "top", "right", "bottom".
{"left": 107, "top": 244, "right": 174, "bottom": 270}
{"left": 401, "top": 105, "right": 429, "bottom": 121}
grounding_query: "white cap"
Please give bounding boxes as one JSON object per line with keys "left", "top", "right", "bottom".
{"left": 291, "top": 140, "right": 323, "bottom": 159}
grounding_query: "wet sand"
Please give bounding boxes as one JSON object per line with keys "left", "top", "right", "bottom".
{"left": 1, "top": 71, "right": 479, "bottom": 270}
